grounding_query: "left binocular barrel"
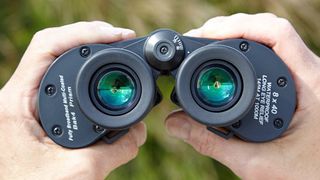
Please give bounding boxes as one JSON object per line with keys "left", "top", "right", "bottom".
{"left": 38, "top": 47, "right": 157, "bottom": 148}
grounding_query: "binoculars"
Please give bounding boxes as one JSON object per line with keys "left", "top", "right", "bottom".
{"left": 38, "top": 29, "right": 296, "bottom": 148}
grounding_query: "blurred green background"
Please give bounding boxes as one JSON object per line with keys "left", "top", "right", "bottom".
{"left": 0, "top": 0, "right": 319, "bottom": 179}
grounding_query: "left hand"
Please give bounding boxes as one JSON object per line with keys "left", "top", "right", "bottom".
{"left": 0, "top": 21, "right": 146, "bottom": 180}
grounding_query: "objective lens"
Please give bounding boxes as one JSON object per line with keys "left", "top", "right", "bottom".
{"left": 96, "top": 70, "right": 136, "bottom": 110}
{"left": 196, "top": 67, "right": 236, "bottom": 107}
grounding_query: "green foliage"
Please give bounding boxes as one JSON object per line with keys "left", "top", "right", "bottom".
{"left": 0, "top": 0, "right": 319, "bottom": 179}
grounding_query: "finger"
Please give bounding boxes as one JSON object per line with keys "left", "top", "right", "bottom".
{"left": 165, "top": 111, "right": 261, "bottom": 178}
{"left": 78, "top": 122, "right": 147, "bottom": 177}
{"left": 184, "top": 13, "right": 319, "bottom": 84}
{"left": 1, "top": 21, "right": 136, "bottom": 121}
{"left": 6, "top": 21, "right": 136, "bottom": 91}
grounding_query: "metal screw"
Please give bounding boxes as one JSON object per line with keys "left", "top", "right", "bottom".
{"left": 160, "top": 46, "right": 168, "bottom": 55}
{"left": 232, "top": 121, "right": 241, "bottom": 129}
{"left": 80, "top": 46, "right": 90, "bottom": 57}
{"left": 45, "top": 85, "right": 56, "bottom": 96}
{"left": 94, "top": 125, "right": 105, "bottom": 133}
{"left": 277, "top": 77, "right": 287, "bottom": 87}
{"left": 52, "top": 125, "right": 62, "bottom": 136}
{"left": 273, "top": 118, "right": 283, "bottom": 129}
{"left": 239, "top": 41, "right": 249, "bottom": 52}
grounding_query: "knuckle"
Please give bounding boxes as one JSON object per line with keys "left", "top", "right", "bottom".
{"left": 197, "top": 139, "right": 212, "bottom": 156}
{"left": 232, "top": 13, "right": 277, "bottom": 22}
{"left": 91, "top": 20, "right": 112, "bottom": 27}
{"left": 244, "top": 156, "right": 270, "bottom": 179}
{"left": 258, "top": 12, "right": 278, "bottom": 19}
{"left": 192, "top": 128, "right": 215, "bottom": 156}
{"left": 90, "top": 20, "right": 104, "bottom": 24}
{"left": 32, "top": 28, "right": 52, "bottom": 42}
{"left": 203, "top": 16, "right": 225, "bottom": 26}
{"left": 276, "top": 18, "right": 294, "bottom": 36}
{"left": 231, "top": 13, "right": 249, "bottom": 19}
{"left": 63, "top": 156, "right": 90, "bottom": 178}
{"left": 72, "top": 153, "right": 98, "bottom": 171}
{"left": 77, "top": 158, "right": 100, "bottom": 178}
{"left": 72, "top": 21, "right": 96, "bottom": 31}
{"left": 73, "top": 21, "right": 90, "bottom": 26}
{"left": 229, "top": 13, "right": 255, "bottom": 23}
{"left": 119, "top": 134, "right": 139, "bottom": 160}
{"left": 75, "top": 21, "right": 107, "bottom": 27}
{"left": 73, "top": 21, "right": 109, "bottom": 33}
{"left": 168, "top": 111, "right": 186, "bottom": 120}
{"left": 31, "top": 28, "right": 56, "bottom": 48}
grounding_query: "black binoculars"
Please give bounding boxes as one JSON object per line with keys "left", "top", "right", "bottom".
{"left": 38, "top": 29, "right": 296, "bottom": 148}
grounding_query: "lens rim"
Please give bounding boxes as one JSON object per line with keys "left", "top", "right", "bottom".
{"left": 76, "top": 48, "right": 155, "bottom": 129}
{"left": 90, "top": 64, "right": 141, "bottom": 116}
{"left": 191, "top": 60, "right": 242, "bottom": 112}
{"left": 175, "top": 44, "right": 256, "bottom": 127}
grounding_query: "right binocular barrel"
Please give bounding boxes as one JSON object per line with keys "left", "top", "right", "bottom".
{"left": 175, "top": 44, "right": 257, "bottom": 127}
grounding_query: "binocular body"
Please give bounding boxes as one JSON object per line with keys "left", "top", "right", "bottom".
{"left": 38, "top": 29, "right": 296, "bottom": 148}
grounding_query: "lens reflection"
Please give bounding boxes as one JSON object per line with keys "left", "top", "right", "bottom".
{"left": 196, "top": 67, "right": 236, "bottom": 107}
{"left": 97, "top": 71, "right": 135, "bottom": 110}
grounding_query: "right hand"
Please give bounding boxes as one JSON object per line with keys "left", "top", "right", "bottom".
{"left": 166, "top": 13, "right": 320, "bottom": 179}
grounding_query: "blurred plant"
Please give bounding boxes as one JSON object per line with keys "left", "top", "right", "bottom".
{"left": 0, "top": 0, "right": 319, "bottom": 179}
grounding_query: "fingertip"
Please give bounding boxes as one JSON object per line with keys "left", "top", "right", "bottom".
{"left": 165, "top": 111, "right": 192, "bottom": 140}
{"left": 166, "top": 109, "right": 184, "bottom": 118}
{"left": 120, "top": 29, "right": 136, "bottom": 39}
{"left": 130, "top": 122, "right": 147, "bottom": 147}
{"left": 183, "top": 28, "right": 202, "bottom": 37}
{"left": 165, "top": 110, "right": 184, "bottom": 128}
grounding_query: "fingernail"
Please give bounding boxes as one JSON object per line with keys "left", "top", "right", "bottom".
{"left": 166, "top": 118, "right": 191, "bottom": 140}
{"left": 132, "top": 122, "right": 147, "bottom": 147}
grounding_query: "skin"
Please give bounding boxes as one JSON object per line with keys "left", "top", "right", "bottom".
{"left": 165, "top": 13, "right": 320, "bottom": 179}
{"left": 0, "top": 21, "right": 147, "bottom": 179}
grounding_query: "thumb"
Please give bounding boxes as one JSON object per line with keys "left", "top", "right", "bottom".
{"left": 165, "top": 111, "right": 261, "bottom": 178}
{"left": 73, "top": 122, "right": 147, "bottom": 178}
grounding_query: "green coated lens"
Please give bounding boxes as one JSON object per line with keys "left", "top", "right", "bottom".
{"left": 196, "top": 67, "right": 236, "bottom": 107}
{"left": 97, "top": 71, "right": 135, "bottom": 110}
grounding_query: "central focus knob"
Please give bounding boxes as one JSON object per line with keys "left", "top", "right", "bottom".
{"left": 144, "top": 29, "right": 185, "bottom": 71}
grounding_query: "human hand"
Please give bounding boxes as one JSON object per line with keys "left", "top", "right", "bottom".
{"left": 166, "top": 13, "right": 320, "bottom": 179}
{"left": 0, "top": 21, "right": 146, "bottom": 180}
